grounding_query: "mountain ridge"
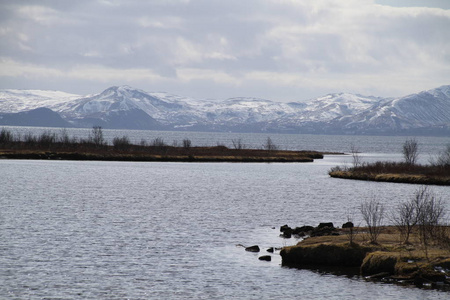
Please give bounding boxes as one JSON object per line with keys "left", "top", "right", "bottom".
{"left": 0, "top": 85, "right": 449, "bottom": 135}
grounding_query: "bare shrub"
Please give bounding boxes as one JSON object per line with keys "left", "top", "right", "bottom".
{"left": 413, "top": 187, "right": 445, "bottom": 251}
{"left": 151, "top": 137, "right": 166, "bottom": 147}
{"left": 430, "top": 144, "right": 450, "bottom": 167}
{"left": 360, "top": 199, "right": 385, "bottom": 244}
{"left": 0, "top": 128, "right": 14, "bottom": 144}
{"left": 390, "top": 198, "right": 418, "bottom": 244}
{"left": 89, "top": 126, "right": 105, "bottom": 147}
{"left": 59, "top": 128, "right": 71, "bottom": 145}
{"left": 37, "top": 131, "right": 57, "bottom": 147}
{"left": 344, "top": 208, "right": 357, "bottom": 245}
{"left": 403, "top": 138, "right": 419, "bottom": 165}
{"left": 113, "top": 136, "right": 131, "bottom": 151}
{"left": 232, "top": 138, "right": 245, "bottom": 150}
{"left": 350, "top": 143, "right": 362, "bottom": 167}
{"left": 183, "top": 138, "right": 192, "bottom": 149}
{"left": 23, "top": 132, "right": 37, "bottom": 145}
{"left": 264, "top": 137, "right": 278, "bottom": 152}
{"left": 140, "top": 139, "right": 148, "bottom": 147}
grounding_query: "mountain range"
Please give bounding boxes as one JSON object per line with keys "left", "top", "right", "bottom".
{"left": 0, "top": 85, "right": 449, "bottom": 135}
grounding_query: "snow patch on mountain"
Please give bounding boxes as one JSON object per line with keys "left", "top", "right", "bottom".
{"left": 0, "top": 84, "right": 449, "bottom": 134}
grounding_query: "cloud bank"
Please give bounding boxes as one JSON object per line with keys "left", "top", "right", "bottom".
{"left": 1, "top": 0, "right": 449, "bottom": 101}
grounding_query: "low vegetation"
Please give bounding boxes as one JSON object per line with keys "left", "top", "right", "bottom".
{"left": 329, "top": 139, "right": 450, "bottom": 185}
{"left": 281, "top": 187, "right": 450, "bottom": 289}
{"left": 0, "top": 127, "right": 324, "bottom": 163}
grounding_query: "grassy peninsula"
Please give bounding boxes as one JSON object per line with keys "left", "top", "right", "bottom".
{"left": 281, "top": 226, "right": 450, "bottom": 288}
{"left": 0, "top": 127, "right": 325, "bottom": 163}
{"left": 329, "top": 162, "right": 450, "bottom": 186}
{"left": 329, "top": 139, "right": 450, "bottom": 186}
{"left": 280, "top": 188, "right": 449, "bottom": 289}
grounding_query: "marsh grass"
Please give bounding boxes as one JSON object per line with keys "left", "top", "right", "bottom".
{"left": 329, "top": 161, "right": 450, "bottom": 185}
{"left": 0, "top": 128, "right": 322, "bottom": 162}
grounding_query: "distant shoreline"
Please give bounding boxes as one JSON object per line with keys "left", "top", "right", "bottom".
{"left": 0, "top": 149, "right": 327, "bottom": 163}
{"left": 0, "top": 127, "right": 337, "bottom": 163}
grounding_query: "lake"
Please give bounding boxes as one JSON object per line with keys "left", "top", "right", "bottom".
{"left": 1, "top": 128, "right": 449, "bottom": 299}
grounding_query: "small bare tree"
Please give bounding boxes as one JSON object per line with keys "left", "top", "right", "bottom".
{"left": 232, "top": 138, "right": 245, "bottom": 150}
{"left": 264, "top": 137, "right": 278, "bottom": 152}
{"left": 89, "top": 126, "right": 105, "bottom": 147}
{"left": 430, "top": 144, "right": 450, "bottom": 167}
{"left": 183, "top": 138, "right": 192, "bottom": 149}
{"left": 402, "top": 138, "right": 419, "bottom": 165}
{"left": 413, "top": 187, "right": 445, "bottom": 253}
{"left": 350, "top": 143, "right": 362, "bottom": 168}
{"left": 390, "top": 199, "right": 418, "bottom": 244}
{"left": 360, "top": 199, "right": 385, "bottom": 244}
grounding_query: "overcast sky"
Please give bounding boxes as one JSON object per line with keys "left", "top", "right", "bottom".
{"left": 1, "top": 0, "right": 449, "bottom": 101}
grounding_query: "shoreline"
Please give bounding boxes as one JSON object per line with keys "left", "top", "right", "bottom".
{"left": 0, "top": 147, "right": 337, "bottom": 163}
{"left": 279, "top": 225, "right": 450, "bottom": 290}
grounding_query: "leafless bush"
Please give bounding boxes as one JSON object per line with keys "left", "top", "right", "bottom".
{"left": 232, "top": 138, "right": 245, "bottom": 150}
{"left": 151, "top": 137, "right": 166, "bottom": 147}
{"left": 89, "top": 126, "right": 105, "bottom": 147}
{"left": 0, "top": 128, "right": 14, "bottom": 144}
{"left": 360, "top": 199, "right": 385, "bottom": 244}
{"left": 183, "top": 138, "right": 192, "bottom": 149}
{"left": 390, "top": 198, "right": 418, "bottom": 244}
{"left": 59, "top": 128, "right": 71, "bottom": 145}
{"left": 140, "top": 139, "right": 148, "bottom": 147}
{"left": 403, "top": 138, "right": 419, "bottom": 165}
{"left": 23, "top": 132, "right": 37, "bottom": 145}
{"left": 430, "top": 144, "right": 450, "bottom": 167}
{"left": 350, "top": 143, "right": 362, "bottom": 167}
{"left": 413, "top": 187, "right": 445, "bottom": 250}
{"left": 37, "top": 131, "right": 57, "bottom": 147}
{"left": 264, "top": 137, "right": 278, "bottom": 152}
{"left": 113, "top": 136, "right": 131, "bottom": 151}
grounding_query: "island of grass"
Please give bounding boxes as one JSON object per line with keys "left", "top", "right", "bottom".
{"left": 280, "top": 189, "right": 449, "bottom": 289}
{"left": 0, "top": 127, "right": 329, "bottom": 163}
{"left": 329, "top": 139, "right": 450, "bottom": 186}
{"left": 329, "top": 162, "right": 450, "bottom": 186}
{"left": 280, "top": 225, "right": 450, "bottom": 289}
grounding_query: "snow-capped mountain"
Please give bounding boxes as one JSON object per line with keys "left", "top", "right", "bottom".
{"left": 0, "top": 85, "right": 449, "bottom": 135}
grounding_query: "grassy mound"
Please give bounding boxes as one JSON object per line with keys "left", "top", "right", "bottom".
{"left": 280, "top": 227, "right": 450, "bottom": 287}
{"left": 329, "top": 162, "right": 450, "bottom": 185}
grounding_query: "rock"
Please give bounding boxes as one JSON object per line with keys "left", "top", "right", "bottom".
{"left": 310, "top": 226, "right": 338, "bottom": 237}
{"left": 318, "top": 222, "right": 334, "bottom": 229}
{"left": 267, "top": 247, "right": 274, "bottom": 253}
{"left": 280, "top": 225, "right": 293, "bottom": 238}
{"left": 292, "top": 226, "right": 314, "bottom": 237}
{"left": 245, "top": 245, "right": 260, "bottom": 252}
{"left": 281, "top": 230, "right": 292, "bottom": 238}
{"left": 281, "top": 242, "right": 372, "bottom": 267}
{"left": 342, "top": 222, "right": 354, "bottom": 228}
{"left": 280, "top": 224, "right": 292, "bottom": 232}
{"left": 259, "top": 255, "right": 271, "bottom": 261}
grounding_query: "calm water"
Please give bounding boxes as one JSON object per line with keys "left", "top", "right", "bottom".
{"left": 1, "top": 128, "right": 450, "bottom": 299}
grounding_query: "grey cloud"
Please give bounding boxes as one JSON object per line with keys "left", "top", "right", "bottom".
{"left": 0, "top": 0, "right": 449, "bottom": 100}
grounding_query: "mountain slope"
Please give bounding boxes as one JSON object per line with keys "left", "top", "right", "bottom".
{"left": 0, "top": 85, "right": 448, "bottom": 135}
{"left": 336, "top": 85, "right": 450, "bottom": 134}
{"left": 0, "top": 107, "right": 71, "bottom": 127}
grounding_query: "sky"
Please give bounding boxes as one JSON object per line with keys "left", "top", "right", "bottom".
{"left": 0, "top": 0, "right": 449, "bottom": 102}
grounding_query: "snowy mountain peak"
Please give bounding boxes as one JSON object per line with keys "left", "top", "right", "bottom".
{"left": 0, "top": 85, "right": 449, "bottom": 135}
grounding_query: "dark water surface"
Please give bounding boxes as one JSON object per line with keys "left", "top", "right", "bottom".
{"left": 1, "top": 129, "right": 449, "bottom": 299}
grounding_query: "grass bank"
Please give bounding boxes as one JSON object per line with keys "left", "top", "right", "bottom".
{"left": 280, "top": 226, "right": 450, "bottom": 288}
{"left": 329, "top": 162, "right": 450, "bottom": 186}
{"left": 0, "top": 128, "right": 327, "bottom": 163}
